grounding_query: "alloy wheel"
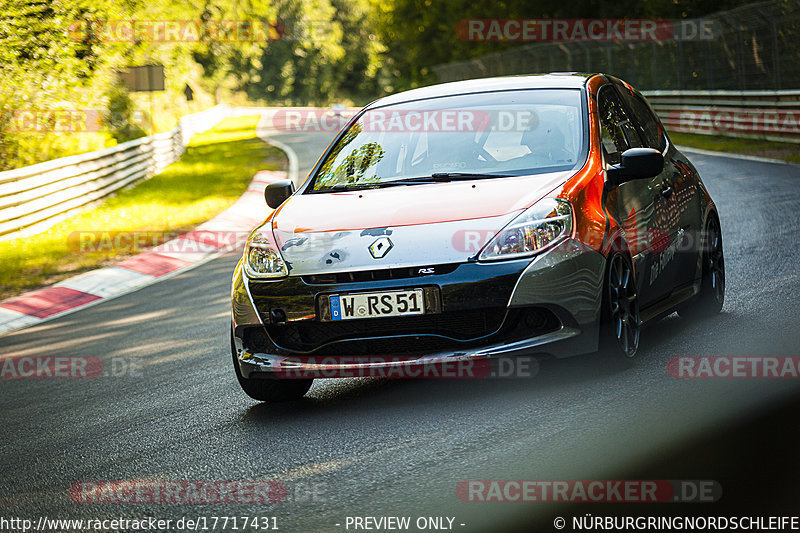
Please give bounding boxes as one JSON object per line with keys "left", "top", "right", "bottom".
{"left": 706, "top": 218, "right": 725, "bottom": 305}
{"left": 608, "top": 254, "right": 640, "bottom": 358}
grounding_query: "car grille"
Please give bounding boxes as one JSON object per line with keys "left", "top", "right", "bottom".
{"left": 265, "top": 307, "right": 508, "bottom": 354}
{"left": 243, "top": 306, "right": 562, "bottom": 358}
{"left": 301, "top": 263, "right": 459, "bottom": 284}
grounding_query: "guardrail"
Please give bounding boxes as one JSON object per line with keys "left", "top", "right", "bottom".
{"left": 0, "top": 105, "right": 231, "bottom": 240}
{"left": 1, "top": 95, "right": 795, "bottom": 242}
{"left": 642, "top": 90, "right": 800, "bottom": 143}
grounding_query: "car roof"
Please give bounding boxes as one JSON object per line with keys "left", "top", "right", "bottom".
{"left": 366, "top": 73, "right": 598, "bottom": 109}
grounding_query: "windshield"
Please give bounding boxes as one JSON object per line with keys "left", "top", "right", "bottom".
{"left": 310, "top": 89, "right": 586, "bottom": 191}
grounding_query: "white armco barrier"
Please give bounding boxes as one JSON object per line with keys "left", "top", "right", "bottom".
{"left": 642, "top": 90, "right": 800, "bottom": 144}
{"left": 8, "top": 95, "right": 792, "bottom": 242}
{"left": 0, "top": 105, "right": 232, "bottom": 240}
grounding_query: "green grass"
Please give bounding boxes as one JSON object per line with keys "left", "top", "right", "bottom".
{"left": 669, "top": 132, "right": 800, "bottom": 164}
{"left": 0, "top": 115, "right": 285, "bottom": 299}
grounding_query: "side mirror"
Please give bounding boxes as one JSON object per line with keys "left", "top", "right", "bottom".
{"left": 607, "top": 148, "right": 664, "bottom": 187}
{"left": 264, "top": 180, "right": 295, "bottom": 209}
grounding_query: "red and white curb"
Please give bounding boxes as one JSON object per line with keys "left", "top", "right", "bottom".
{"left": 0, "top": 169, "right": 284, "bottom": 336}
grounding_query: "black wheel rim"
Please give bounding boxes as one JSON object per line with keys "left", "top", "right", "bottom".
{"left": 609, "top": 254, "right": 640, "bottom": 358}
{"left": 707, "top": 219, "right": 725, "bottom": 303}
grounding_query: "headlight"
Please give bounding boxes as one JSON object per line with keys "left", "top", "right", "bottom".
{"left": 244, "top": 231, "right": 288, "bottom": 278}
{"left": 478, "top": 198, "right": 572, "bottom": 261}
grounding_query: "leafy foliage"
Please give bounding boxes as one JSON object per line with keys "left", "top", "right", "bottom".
{"left": 0, "top": 0, "right": 769, "bottom": 169}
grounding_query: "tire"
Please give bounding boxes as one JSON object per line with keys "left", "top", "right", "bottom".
{"left": 230, "top": 326, "right": 313, "bottom": 402}
{"left": 599, "top": 251, "right": 641, "bottom": 358}
{"left": 679, "top": 216, "right": 725, "bottom": 319}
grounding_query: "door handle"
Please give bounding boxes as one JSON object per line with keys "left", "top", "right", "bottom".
{"left": 660, "top": 185, "right": 673, "bottom": 198}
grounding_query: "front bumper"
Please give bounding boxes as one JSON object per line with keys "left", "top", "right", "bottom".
{"left": 231, "top": 238, "right": 605, "bottom": 378}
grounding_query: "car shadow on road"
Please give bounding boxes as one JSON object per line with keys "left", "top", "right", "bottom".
{"left": 239, "top": 353, "right": 642, "bottom": 423}
{"left": 239, "top": 309, "right": 742, "bottom": 425}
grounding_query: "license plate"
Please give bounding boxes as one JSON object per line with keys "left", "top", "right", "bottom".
{"left": 329, "top": 289, "right": 425, "bottom": 321}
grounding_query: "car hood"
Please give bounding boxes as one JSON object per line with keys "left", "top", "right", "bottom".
{"left": 270, "top": 171, "right": 571, "bottom": 276}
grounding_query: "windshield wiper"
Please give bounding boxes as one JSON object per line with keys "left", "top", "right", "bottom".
{"left": 386, "top": 172, "right": 512, "bottom": 185}
{"left": 431, "top": 172, "right": 511, "bottom": 180}
{"left": 315, "top": 172, "right": 511, "bottom": 192}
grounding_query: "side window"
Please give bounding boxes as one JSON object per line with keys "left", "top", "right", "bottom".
{"left": 620, "top": 89, "right": 667, "bottom": 152}
{"left": 597, "top": 85, "right": 642, "bottom": 166}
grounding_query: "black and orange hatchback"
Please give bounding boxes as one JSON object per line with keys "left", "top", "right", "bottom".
{"left": 230, "top": 73, "right": 725, "bottom": 401}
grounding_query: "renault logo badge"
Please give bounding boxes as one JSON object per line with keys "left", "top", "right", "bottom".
{"left": 369, "top": 237, "right": 393, "bottom": 259}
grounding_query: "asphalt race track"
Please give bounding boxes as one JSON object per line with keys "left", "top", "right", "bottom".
{"left": 2, "top": 127, "right": 800, "bottom": 532}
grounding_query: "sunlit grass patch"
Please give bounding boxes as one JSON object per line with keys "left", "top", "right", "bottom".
{"left": 0, "top": 115, "right": 285, "bottom": 299}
